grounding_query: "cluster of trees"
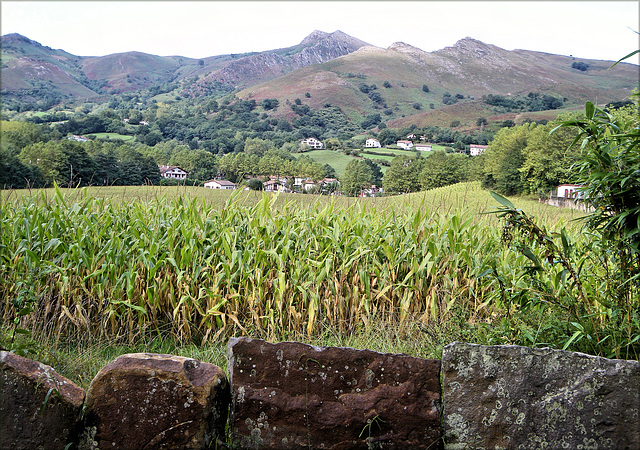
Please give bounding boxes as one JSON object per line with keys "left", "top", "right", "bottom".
{"left": 442, "top": 92, "right": 465, "bottom": 105}
{"left": 382, "top": 151, "right": 481, "bottom": 195}
{"left": 481, "top": 116, "right": 582, "bottom": 196}
{"left": 216, "top": 140, "right": 335, "bottom": 183}
{"left": 483, "top": 92, "right": 564, "bottom": 112}
{"left": 340, "top": 159, "right": 383, "bottom": 196}
{"left": 571, "top": 61, "right": 589, "bottom": 71}
{"left": 0, "top": 121, "right": 339, "bottom": 189}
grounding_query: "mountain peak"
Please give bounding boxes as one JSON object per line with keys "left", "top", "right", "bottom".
{"left": 1, "top": 33, "right": 40, "bottom": 46}
{"left": 301, "top": 30, "right": 332, "bottom": 45}
{"left": 388, "top": 42, "right": 425, "bottom": 55}
{"left": 442, "top": 37, "right": 500, "bottom": 56}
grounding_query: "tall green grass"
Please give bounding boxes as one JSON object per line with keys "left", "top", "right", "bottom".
{"left": 6, "top": 183, "right": 629, "bottom": 361}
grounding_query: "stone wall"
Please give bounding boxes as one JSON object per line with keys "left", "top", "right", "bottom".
{"left": 1, "top": 341, "right": 638, "bottom": 449}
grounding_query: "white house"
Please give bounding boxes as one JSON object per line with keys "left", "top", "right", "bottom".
{"left": 68, "top": 135, "right": 90, "bottom": 142}
{"left": 557, "top": 184, "right": 581, "bottom": 198}
{"left": 415, "top": 144, "right": 432, "bottom": 152}
{"left": 204, "top": 179, "right": 236, "bottom": 190}
{"left": 396, "top": 140, "right": 414, "bottom": 150}
{"left": 470, "top": 144, "right": 488, "bottom": 156}
{"left": 159, "top": 165, "right": 188, "bottom": 179}
{"left": 365, "top": 138, "right": 381, "bottom": 148}
{"left": 264, "top": 180, "right": 290, "bottom": 193}
{"left": 301, "top": 137, "right": 324, "bottom": 149}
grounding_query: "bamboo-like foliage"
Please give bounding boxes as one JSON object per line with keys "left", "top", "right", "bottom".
{"left": 0, "top": 184, "right": 582, "bottom": 348}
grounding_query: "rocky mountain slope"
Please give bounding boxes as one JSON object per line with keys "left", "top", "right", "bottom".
{"left": 1, "top": 30, "right": 369, "bottom": 97}
{"left": 235, "top": 37, "right": 638, "bottom": 124}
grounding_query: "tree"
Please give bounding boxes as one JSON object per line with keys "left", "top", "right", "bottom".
{"left": 341, "top": 159, "right": 373, "bottom": 196}
{"left": 246, "top": 178, "right": 264, "bottom": 190}
{"left": 261, "top": 99, "right": 279, "bottom": 110}
{"left": 383, "top": 81, "right": 392, "bottom": 88}
{"left": 361, "top": 114, "right": 382, "bottom": 130}
{"left": 244, "top": 137, "right": 272, "bottom": 157}
{"left": 422, "top": 84, "right": 429, "bottom": 93}
{"left": 0, "top": 148, "right": 38, "bottom": 188}
{"left": 519, "top": 118, "right": 580, "bottom": 196}
{"left": 482, "top": 123, "right": 534, "bottom": 195}
{"left": 420, "top": 151, "right": 469, "bottom": 190}
{"left": 383, "top": 155, "right": 425, "bottom": 195}
{"left": 363, "top": 158, "right": 383, "bottom": 186}
{"left": 571, "top": 61, "right": 589, "bottom": 71}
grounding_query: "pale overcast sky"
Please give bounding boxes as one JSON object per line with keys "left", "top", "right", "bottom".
{"left": 1, "top": 1, "right": 639, "bottom": 64}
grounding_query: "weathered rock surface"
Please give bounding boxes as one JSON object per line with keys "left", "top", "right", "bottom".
{"left": 442, "top": 342, "right": 640, "bottom": 449}
{"left": 227, "top": 337, "right": 442, "bottom": 449}
{"left": 0, "top": 351, "right": 85, "bottom": 449}
{"left": 82, "top": 353, "right": 229, "bottom": 449}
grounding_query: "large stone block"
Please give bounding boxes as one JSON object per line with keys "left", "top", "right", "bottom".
{"left": 227, "top": 337, "right": 442, "bottom": 449}
{"left": 0, "top": 351, "right": 85, "bottom": 449}
{"left": 82, "top": 353, "right": 229, "bottom": 449}
{"left": 442, "top": 342, "right": 640, "bottom": 449}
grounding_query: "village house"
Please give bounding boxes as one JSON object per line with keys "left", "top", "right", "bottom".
{"left": 300, "top": 137, "right": 324, "bottom": 149}
{"left": 365, "top": 138, "right": 381, "bottom": 148}
{"left": 68, "top": 135, "right": 90, "bottom": 142}
{"left": 204, "top": 179, "right": 236, "bottom": 190}
{"left": 159, "top": 165, "right": 188, "bottom": 179}
{"left": 557, "top": 184, "right": 581, "bottom": 198}
{"left": 469, "top": 144, "right": 488, "bottom": 156}
{"left": 264, "top": 180, "right": 290, "bottom": 193}
{"left": 396, "top": 140, "right": 414, "bottom": 150}
{"left": 415, "top": 144, "right": 432, "bottom": 152}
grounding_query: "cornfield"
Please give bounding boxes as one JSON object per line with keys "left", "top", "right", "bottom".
{"left": 1, "top": 183, "right": 588, "bottom": 348}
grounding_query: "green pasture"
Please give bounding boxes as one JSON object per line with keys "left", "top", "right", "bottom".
{"left": 90, "top": 132, "right": 136, "bottom": 142}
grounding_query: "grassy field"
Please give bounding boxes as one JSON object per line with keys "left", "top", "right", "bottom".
{"left": 3, "top": 182, "right": 635, "bottom": 389}
{"left": 303, "top": 146, "right": 451, "bottom": 176}
{"left": 90, "top": 132, "right": 136, "bottom": 142}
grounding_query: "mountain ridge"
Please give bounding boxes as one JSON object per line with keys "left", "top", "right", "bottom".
{"left": 1, "top": 31, "right": 637, "bottom": 125}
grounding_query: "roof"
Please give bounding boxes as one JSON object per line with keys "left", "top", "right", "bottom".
{"left": 159, "top": 165, "right": 187, "bottom": 174}
{"left": 205, "top": 179, "right": 236, "bottom": 186}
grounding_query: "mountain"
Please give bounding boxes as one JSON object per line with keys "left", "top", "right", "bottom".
{"left": 0, "top": 33, "right": 97, "bottom": 98}
{"left": 234, "top": 37, "right": 638, "bottom": 125}
{"left": 1, "top": 30, "right": 369, "bottom": 98}
{"left": 1, "top": 31, "right": 638, "bottom": 125}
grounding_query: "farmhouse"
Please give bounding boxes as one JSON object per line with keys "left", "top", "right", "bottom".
{"left": 557, "top": 184, "right": 581, "bottom": 198}
{"left": 396, "top": 140, "right": 414, "bottom": 150}
{"left": 301, "top": 137, "right": 324, "bottom": 149}
{"left": 68, "top": 135, "right": 90, "bottom": 142}
{"left": 159, "top": 165, "right": 188, "bottom": 179}
{"left": 469, "top": 144, "right": 488, "bottom": 156}
{"left": 264, "top": 180, "right": 290, "bottom": 193}
{"left": 204, "top": 179, "right": 236, "bottom": 190}
{"left": 415, "top": 144, "right": 432, "bottom": 152}
{"left": 365, "top": 138, "right": 381, "bottom": 148}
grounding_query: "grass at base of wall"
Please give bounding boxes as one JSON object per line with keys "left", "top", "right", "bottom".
{"left": 10, "top": 300, "right": 570, "bottom": 389}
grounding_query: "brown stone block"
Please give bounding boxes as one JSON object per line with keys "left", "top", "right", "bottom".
{"left": 442, "top": 342, "right": 640, "bottom": 449}
{"left": 82, "top": 353, "right": 229, "bottom": 449}
{"left": 0, "top": 351, "right": 85, "bottom": 449}
{"left": 227, "top": 337, "right": 442, "bottom": 449}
